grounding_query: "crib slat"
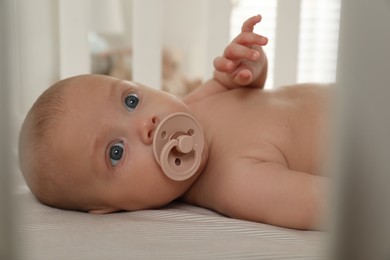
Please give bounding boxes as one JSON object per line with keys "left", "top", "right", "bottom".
{"left": 59, "top": 0, "right": 90, "bottom": 79}
{"left": 132, "top": 0, "right": 163, "bottom": 89}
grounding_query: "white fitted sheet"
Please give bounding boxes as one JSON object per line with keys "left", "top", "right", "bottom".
{"left": 15, "top": 191, "right": 326, "bottom": 259}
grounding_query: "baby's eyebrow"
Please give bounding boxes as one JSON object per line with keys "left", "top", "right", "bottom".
{"left": 109, "top": 79, "right": 123, "bottom": 96}
{"left": 120, "top": 80, "right": 138, "bottom": 89}
{"left": 91, "top": 131, "right": 111, "bottom": 177}
{"left": 104, "top": 79, "right": 127, "bottom": 107}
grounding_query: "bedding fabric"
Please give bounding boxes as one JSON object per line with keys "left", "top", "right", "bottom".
{"left": 15, "top": 190, "right": 326, "bottom": 259}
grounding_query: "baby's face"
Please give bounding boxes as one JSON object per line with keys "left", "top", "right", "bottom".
{"left": 56, "top": 75, "right": 198, "bottom": 213}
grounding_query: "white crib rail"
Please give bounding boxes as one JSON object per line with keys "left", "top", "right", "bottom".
{"left": 59, "top": 0, "right": 90, "bottom": 79}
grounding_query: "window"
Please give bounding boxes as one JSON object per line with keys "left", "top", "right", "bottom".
{"left": 298, "top": 0, "right": 341, "bottom": 83}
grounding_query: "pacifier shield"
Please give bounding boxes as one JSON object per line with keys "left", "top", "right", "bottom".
{"left": 153, "top": 112, "right": 204, "bottom": 181}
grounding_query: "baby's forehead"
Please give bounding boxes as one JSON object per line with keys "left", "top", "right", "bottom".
{"left": 63, "top": 77, "right": 113, "bottom": 103}
{"left": 66, "top": 76, "right": 139, "bottom": 96}
{"left": 68, "top": 75, "right": 117, "bottom": 90}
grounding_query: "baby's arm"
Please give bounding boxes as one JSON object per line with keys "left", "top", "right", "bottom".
{"left": 215, "top": 162, "right": 327, "bottom": 230}
{"left": 183, "top": 15, "right": 268, "bottom": 104}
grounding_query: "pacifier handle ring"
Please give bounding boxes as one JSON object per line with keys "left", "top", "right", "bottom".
{"left": 159, "top": 139, "right": 201, "bottom": 181}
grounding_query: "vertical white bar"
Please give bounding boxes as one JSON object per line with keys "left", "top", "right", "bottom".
{"left": 59, "top": 0, "right": 90, "bottom": 79}
{"left": 15, "top": 0, "right": 60, "bottom": 115}
{"left": 11, "top": 0, "right": 60, "bottom": 186}
{"left": 273, "top": 0, "right": 301, "bottom": 87}
{"left": 132, "top": 0, "right": 162, "bottom": 89}
{"left": 202, "top": 0, "right": 233, "bottom": 80}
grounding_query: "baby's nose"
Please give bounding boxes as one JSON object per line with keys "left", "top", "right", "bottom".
{"left": 139, "top": 115, "right": 160, "bottom": 145}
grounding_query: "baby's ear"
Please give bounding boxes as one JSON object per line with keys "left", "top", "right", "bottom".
{"left": 88, "top": 208, "right": 119, "bottom": 214}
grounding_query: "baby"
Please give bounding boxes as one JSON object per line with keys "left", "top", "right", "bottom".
{"left": 19, "top": 15, "right": 329, "bottom": 230}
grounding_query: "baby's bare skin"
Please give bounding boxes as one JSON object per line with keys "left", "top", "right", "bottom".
{"left": 182, "top": 83, "right": 329, "bottom": 229}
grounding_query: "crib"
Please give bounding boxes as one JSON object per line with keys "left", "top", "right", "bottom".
{"left": 2, "top": 0, "right": 390, "bottom": 259}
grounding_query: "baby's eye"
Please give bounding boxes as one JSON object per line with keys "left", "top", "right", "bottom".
{"left": 109, "top": 142, "right": 124, "bottom": 167}
{"left": 124, "top": 93, "right": 139, "bottom": 111}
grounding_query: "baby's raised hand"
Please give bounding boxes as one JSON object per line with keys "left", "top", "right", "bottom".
{"left": 214, "top": 15, "right": 268, "bottom": 88}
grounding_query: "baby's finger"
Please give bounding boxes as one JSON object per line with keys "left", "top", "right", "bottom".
{"left": 224, "top": 43, "right": 260, "bottom": 61}
{"left": 233, "top": 32, "right": 268, "bottom": 46}
{"left": 234, "top": 69, "right": 253, "bottom": 85}
{"left": 214, "top": 56, "right": 235, "bottom": 73}
{"left": 241, "top": 14, "right": 262, "bottom": 33}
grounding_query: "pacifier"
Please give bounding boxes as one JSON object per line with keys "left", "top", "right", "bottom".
{"left": 153, "top": 112, "right": 204, "bottom": 181}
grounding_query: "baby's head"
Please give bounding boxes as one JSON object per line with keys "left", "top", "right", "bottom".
{"left": 19, "top": 74, "right": 204, "bottom": 213}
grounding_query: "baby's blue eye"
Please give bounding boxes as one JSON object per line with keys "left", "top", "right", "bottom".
{"left": 109, "top": 142, "right": 124, "bottom": 166}
{"left": 124, "top": 93, "right": 139, "bottom": 111}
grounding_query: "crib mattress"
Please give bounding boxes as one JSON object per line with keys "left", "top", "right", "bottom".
{"left": 15, "top": 190, "right": 326, "bottom": 259}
